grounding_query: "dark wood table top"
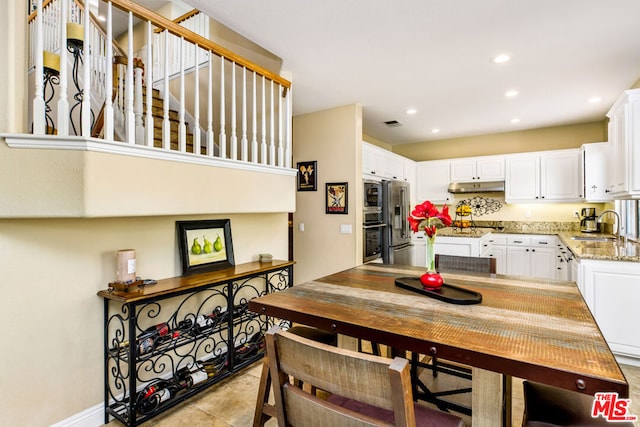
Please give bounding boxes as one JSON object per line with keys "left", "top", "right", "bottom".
{"left": 249, "top": 263, "right": 628, "bottom": 397}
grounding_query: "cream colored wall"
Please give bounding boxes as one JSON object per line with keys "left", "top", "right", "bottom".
{"left": 292, "top": 104, "right": 363, "bottom": 285}
{"left": 393, "top": 121, "right": 606, "bottom": 161}
{"left": 0, "top": 2, "right": 291, "bottom": 425}
{"left": 0, "top": 214, "right": 288, "bottom": 426}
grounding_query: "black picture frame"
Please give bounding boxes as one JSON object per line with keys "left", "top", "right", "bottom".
{"left": 326, "top": 182, "right": 348, "bottom": 214}
{"left": 297, "top": 161, "right": 317, "bottom": 191}
{"left": 176, "top": 219, "right": 235, "bottom": 275}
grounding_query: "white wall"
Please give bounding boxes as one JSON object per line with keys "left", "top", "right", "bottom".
{"left": 292, "top": 104, "right": 363, "bottom": 284}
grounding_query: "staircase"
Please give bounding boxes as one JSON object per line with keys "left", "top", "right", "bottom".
{"left": 142, "top": 86, "right": 205, "bottom": 155}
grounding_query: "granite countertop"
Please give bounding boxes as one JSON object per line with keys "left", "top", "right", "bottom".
{"left": 429, "top": 225, "right": 640, "bottom": 262}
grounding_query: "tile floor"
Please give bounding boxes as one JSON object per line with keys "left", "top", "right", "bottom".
{"left": 105, "top": 361, "right": 640, "bottom": 427}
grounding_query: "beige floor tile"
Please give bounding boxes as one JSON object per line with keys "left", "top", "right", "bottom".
{"left": 105, "top": 360, "right": 640, "bottom": 427}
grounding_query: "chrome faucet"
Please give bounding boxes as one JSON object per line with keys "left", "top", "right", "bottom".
{"left": 597, "top": 210, "right": 621, "bottom": 242}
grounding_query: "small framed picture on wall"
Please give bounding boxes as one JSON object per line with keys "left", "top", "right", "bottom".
{"left": 325, "top": 182, "right": 348, "bottom": 214}
{"left": 297, "top": 161, "right": 317, "bottom": 191}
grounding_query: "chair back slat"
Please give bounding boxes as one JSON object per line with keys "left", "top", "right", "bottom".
{"left": 435, "top": 254, "right": 496, "bottom": 274}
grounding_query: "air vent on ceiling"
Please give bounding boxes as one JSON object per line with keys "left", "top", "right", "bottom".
{"left": 383, "top": 120, "right": 402, "bottom": 127}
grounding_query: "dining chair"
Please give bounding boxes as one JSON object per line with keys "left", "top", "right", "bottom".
{"left": 522, "top": 381, "right": 635, "bottom": 426}
{"left": 264, "top": 325, "right": 465, "bottom": 427}
{"left": 410, "top": 254, "right": 496, "bottom": 416}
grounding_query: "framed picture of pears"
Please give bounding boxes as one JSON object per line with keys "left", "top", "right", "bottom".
{"left": 176, "top": 219, "right": 235, "bottom": 275}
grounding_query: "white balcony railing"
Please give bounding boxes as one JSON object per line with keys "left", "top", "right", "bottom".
{"left": 23, "top": 0, "right": 293, "bottom": 170}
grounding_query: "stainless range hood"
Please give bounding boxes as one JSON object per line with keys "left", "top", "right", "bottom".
{"left": 448, "top": 180, "right": 505, "bottom": 194}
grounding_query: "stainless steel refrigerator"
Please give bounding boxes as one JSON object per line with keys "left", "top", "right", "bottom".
{"left": 382, "top": 180, "right": 413, "bottom": 265}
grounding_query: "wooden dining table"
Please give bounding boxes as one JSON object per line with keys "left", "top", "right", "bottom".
{"left": 249, "top": 263, "right": 629, "bottom": 426}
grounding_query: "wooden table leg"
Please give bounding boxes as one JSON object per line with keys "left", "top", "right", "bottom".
{"left": 472, "top": 368, "right": 512, "bottom": 427}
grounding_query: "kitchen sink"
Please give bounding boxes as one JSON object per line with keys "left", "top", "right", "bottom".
{"left": 570, "top": 235, "right": 617, "bottom": 242}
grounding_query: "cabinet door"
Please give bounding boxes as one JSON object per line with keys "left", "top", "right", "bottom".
{"left": 607, "top": 99, "right": 628, "bottom": 194}
{"left": 505, "top": 156, "right": 539, "bottom": 201}
{"left": 450, "top": 159, "right": 476, "bottom": 182}
{"left": 416, "top": 160, "right": 452, "bottom": 204}
{"left": 362, "top": 143, "right": 377, "bottom": 176}
{"left": 581, "top": 260, "right": 640, "bottom": 358}
{"left": 582, "top": 142, "right": 611, "bottom": 202}
{"left": 489, "top": 245, "right": 507, "bottom": 275}
{"left": 506, "top": 246, "right": 530, "bottom": 276}
{"left": 540, "top": 150, "right": 582, "bottom": 201}
{"left": 529, "top": 247, "right": 557, "bottom": 280}
{"left": 412, "top": 241, "right": 426, "bottom": 267}
{"left": 384, "top": 152, "right": 404, "bottom": 180}
{"left": 476, "top": 157, "right": 505, "bottom": 181}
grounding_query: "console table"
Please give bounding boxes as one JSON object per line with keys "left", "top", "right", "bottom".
{"left": 97, "top": 260, "right": 294, "bottom": 427}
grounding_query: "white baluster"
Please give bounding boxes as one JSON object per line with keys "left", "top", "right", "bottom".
{"left": 206, "top": 52, "right": 214, "bottom": 156}
{"left": 251, "top": 71, "right": 257, "bottom": 163}
{"left": 81, "top": 3, "right": 92, "bottom": 137}
{"left": 219, "top": 57, "right": 226, "bottom": 159}
{"left": 261, "top": 75, "right": 266, "bottom": 164}
{"left": 193, "top": 43, "right": 200, "bottom": 155}
{"left": 230, "top": 63, "right": 237, "bottom": 160}
{"left": 269, "top": 79, "right": 275, "bottom": 166}
{"left": 125, "top": 12, "right": 134, "bottom": 143}
{"left": 134, "top": 62, "right": 144, "bottom": 144}
{"left": 104, "top": 1, "right": 114, "bottom": 141}
{"left": 278, "top": 84, "right": 283, "bottom": 167}
{"left": 33, "top": 0, "right": 45, "bottom": 134}
{"left": 178, "top": 36, "right": 186, "bottom": 152}
{"left": 145, "top": 20, "right": 154, "bottom": 147}
{"left": 57, "top": 0, "right": 69, "bottom": 136}
{"left": 162, "top": 31, "right": 170, "bottom": 149}
{"left": 241, "top": 66, "right": 248, "bottom": 162}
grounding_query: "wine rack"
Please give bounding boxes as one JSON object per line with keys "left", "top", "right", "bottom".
{"left": 98, "top": 260, "right": 293, "bottom": 427}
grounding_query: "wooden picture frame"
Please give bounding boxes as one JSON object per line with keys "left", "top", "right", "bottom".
{"left": 325, "top": 182, "right": 348, "bottom": 214}
{"left": 176, "top": 219, "right": 235, "bottom": 275}
{"left": 297, "top": 161, "right": 317, "bottom": 191}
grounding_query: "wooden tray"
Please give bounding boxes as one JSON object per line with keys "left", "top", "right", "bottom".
{"left": 395, "top": 277, "right": 482, "bottom": 305}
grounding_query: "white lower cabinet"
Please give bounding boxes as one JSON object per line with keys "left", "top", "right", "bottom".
{"left": 578, "top": 260, "right": 640, "bottom": 363}
{"left": 504, "top": 235, "right": 557, "bottom": 280}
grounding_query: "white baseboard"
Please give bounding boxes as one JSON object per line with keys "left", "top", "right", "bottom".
{"left": 616, "top": 354, "right": 640, "bottom": 368}
{"left": 49, "top": 403, "right": 104, "bottom": 427}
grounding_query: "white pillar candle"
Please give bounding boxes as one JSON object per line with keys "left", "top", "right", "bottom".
{"left": 116, "top": 249, "right": 136, "bottom": 283}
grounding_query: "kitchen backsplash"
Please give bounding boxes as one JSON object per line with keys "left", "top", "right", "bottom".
{"left": 473, "top": 220, "right": 580, "bottom": 233}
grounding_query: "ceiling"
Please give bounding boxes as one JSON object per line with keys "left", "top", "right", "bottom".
{"left": 178, "top": 1, "right": 640, "bottom": 145}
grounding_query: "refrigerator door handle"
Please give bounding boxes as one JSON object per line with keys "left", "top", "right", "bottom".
{"left": 400, "top": 187, "right": 408, "bottom": 238}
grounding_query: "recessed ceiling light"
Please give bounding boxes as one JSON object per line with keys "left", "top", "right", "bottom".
{"left": 493, "top": 54, "right": 510, "bottom": 64}
{"left": 588, "top": 97, "right": 602, "bottom": 104}
{"left": 505, "top": 90, "right": 519, "bottom": 97}
{"left": 406, "top": 108, "right": 418, "bottom": 115}
{"left": 510, "top": 118, "right": 521, "bottom": 124}
{"left": 431, "top": 128, "right": 440, "bottom": 134}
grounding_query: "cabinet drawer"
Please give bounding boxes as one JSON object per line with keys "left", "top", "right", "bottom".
{"left": 531, "top": 235, "right": 556, "bottom": 247}
{"left": 488, "top": 235, "right": 507, "bottom": 245}
{"left": 507, "top": 236, "right": 531, "bottom": 246}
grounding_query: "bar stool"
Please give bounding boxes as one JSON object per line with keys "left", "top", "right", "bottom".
{"left": 522, "top": 381, "right": 635, "bottom": 426}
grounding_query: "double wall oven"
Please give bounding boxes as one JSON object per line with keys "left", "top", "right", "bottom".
{"left": 363, "top": 180, "right": 385, "bottom": 262}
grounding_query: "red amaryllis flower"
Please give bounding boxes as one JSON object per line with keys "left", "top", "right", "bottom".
{"left": 407, "top": 200, "right": 452, "bottom": 237}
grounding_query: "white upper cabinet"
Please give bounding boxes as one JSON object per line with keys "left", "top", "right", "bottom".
{"left": 582, "top": 142, "right": 611, "bottom": 202}
{"left": 505, "top": 149, "right": 582, "bottom": 203}
{"left": 362, "top": 142, "right": 406, "bottom": 180}
{"left": 416, "top": 160, "right": 452, "bottom": 204}
{"left": 605, "top": 89, "right": 640, "bottom": 198}
{"left": 450, "top": 156, "right": 505, "bottom": 182}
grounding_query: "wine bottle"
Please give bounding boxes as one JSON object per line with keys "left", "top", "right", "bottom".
{"left": 137, "top": 379, "right": 177, "bottom": 414}
{"left": 137, "top": 322, "right": 170, "bottom": 356}
{"left": 235, "top": 333, "right": 265, "bottom": 359}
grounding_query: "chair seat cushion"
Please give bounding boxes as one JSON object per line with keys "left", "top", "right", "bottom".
{"left": 523, "top": 381, "right": 635, "bottom": 427}
{"left": 327, "top": 394, "right": 464, "bottom": 427}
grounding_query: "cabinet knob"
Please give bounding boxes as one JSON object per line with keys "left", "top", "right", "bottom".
{"left": 532, "top": 249, "right": 536, "bottom": 252}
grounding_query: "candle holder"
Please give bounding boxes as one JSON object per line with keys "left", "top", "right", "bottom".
{"left": 67, "top": 23, "right": 94, "bottom": 135}
{"left": 42, "top": 51, "right": 61, "bottom": 135}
